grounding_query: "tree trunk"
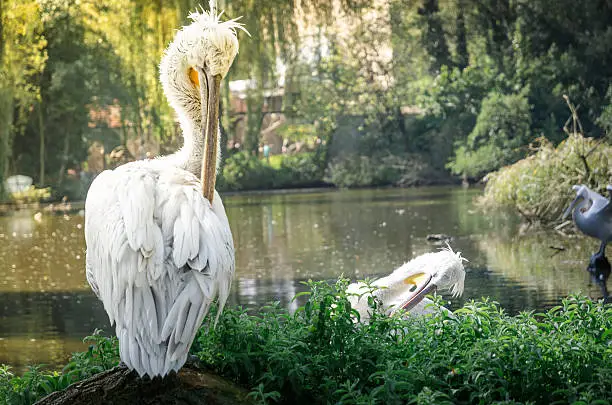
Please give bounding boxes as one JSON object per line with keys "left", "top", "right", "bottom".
{"left": 245, "top": 87, "right": 264, "bottom": 155}
{"left": 57, "top": 128, "right": 70, "bottom": 187}
{"left": 219, "top": 96, "right": 229, "bottom": 172}
{"left": 38, "top": 101, "right": 45, "bottom": 185}
{"left": 418, "top": 0, "right": 452, "bottom": 72}
{"left": 0, "top": 0, "right": 9, "bottom": 200}
{"left": 455, "top": 0, "right": 468, "bottom": 70}
{"left": 0, "top": 88, "right": 11, "bottom": 200}
{"left": 35, "top": 365, "right": 252, "bottom": 405}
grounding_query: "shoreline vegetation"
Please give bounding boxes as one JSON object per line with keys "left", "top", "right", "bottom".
{"left": 480, "top": 120, "right": 612, "bottom": 226}
{"left": 2, "top": 279, "right": 611, "bottom": 405}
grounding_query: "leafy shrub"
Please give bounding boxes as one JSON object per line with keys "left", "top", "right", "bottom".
{"left": 3, "top": 284, "right": 612, "bottom": 405}
{"left": 195, "top": 279, "right": 612, "bottom": 405}
{"left": 596, "top": 85, "right": 612, "bottom": 135}
{"left": 325, "top": 154, "right": 400, "bottom": 188}
{"left": 277, "top": 124, "right": 317, "bottom": 144}
{"left": 480, "top": 133, "right": 612, "bottom": 224}
{"left": 219, "top": 152, "right": 324, "bottom": 191}
{"left": 448, "top": 92, "right": 532, "bottom": 179}
{"left": 325, "top": 154, "right": 447, "bottom": 188}
{"left": 9, "top": 186, "right": 51, "bottom": 205}
{"left": 219, "top": 152, "right": 276, "bottom": 191}
{"left": 275, "top": 153, "right": 324, "bottom": 188}
{"left": 0, "top": 330, "right": 119, "bottom": 405}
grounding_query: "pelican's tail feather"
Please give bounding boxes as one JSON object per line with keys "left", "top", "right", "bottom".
{"left": 117, "top": 271, "right": 215, "bottom": 378}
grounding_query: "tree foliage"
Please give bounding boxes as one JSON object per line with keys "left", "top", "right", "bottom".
{"left": 448, "top": 92, "right": 532, "bottom": 178}
{"left": 0, "top": 0, "right": 47, "bottom": 198}
{"left": 1, "top": 0, "right": 612, "bottom": 197}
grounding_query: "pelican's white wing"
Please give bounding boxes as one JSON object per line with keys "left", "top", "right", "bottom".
{"left": 85, "top": 160, "right": 234, "bottom": 377}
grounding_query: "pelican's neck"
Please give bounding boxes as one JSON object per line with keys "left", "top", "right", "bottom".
{"left": 158, "top": 41, "right": 201, "bottom": 177}
{"left": 159, "top": 114, "right": 221, "bottom": 178}
{"left": 158, "top": 48, "right": 221, "bottom": 178}
{"left": 573, "top": 199, "right": 589, "bottom": 223}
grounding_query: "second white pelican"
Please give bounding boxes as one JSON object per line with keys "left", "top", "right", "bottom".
{"left": 347, "top": 247, "right": 467, "bottom": 322}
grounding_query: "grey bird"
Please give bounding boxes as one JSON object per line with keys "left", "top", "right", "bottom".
{"left": 563, "top": 185, "right": 612, "bottom": 302}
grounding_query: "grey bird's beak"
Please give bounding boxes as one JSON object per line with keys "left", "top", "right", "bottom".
{"left": 196, "top": 66, "right": 222, "bottom": 204}
{"left": 562, "top": 186, "right": 584, "bottom": 220}
{"left": 398, "top": 273, "right": 437, "bottom": 312}
{"left": 562, "top": 196, "right": 582, "bottom": 220}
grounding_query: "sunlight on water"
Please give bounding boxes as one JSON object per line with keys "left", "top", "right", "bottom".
{"left": 0, "top": 187, "right": 603, "bottom": 371}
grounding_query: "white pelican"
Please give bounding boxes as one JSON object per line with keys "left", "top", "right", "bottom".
{"left": 84, "top": 3, "right": 245, "bottom": 378}
{"left": 347, "top": 247, "right": 466, "bottom": 322}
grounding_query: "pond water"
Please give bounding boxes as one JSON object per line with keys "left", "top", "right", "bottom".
{"left": 0, "top": 186, "right": 602, "bottom": 372}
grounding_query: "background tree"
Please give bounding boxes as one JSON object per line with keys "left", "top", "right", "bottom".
{"left": 1, "top": 0, "right": 612, "bottom": 198}
{"left": 0, "top": 0, "right": 47, "bottom": 199}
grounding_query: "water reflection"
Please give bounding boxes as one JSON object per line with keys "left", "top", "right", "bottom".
{"left": 0, "top": 187, "right": 604, "bottom": 372}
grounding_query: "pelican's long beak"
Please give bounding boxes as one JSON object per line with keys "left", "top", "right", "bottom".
{"left": 562, "top": 185, "right": 585, "bottom": 220}
{"left": 562, "top": 195, "right": 583, "bottom": 220}
{"left": 398, "top": 273, "right": 436, "bottom": 312}
{"left": 196, "top": 67, "right": 222, "bottom": 203}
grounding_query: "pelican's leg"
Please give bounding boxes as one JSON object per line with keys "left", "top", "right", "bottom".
{"left": 589, "top": 250, "right": 611, "bottom": 302}
{"left": 600, "top": 282, "right": 610, "bottom": 303}
{"left": 597, "top": 242, "right": 606, "bottom": 257}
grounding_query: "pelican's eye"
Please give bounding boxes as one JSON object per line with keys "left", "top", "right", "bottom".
{"left": 188, "top": 67, "right": 199, "bottom": 87}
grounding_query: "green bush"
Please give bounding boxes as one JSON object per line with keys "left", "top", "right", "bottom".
{"left": 0, "top": 330, "right": 119, "bottom": 405}
{"left": 3, "top": 284, "right": 612, "bottom": 405}
{"left": 596, "top": 85, "right": 612, "bottom": 136}
{"left": 276, "top": 153, "right": 324, "bottom": 188}
{"left": 219, "top": 152, "right": 277, "bottom": 191}
{"left": 325, "top": 154, "right": 447, "bottom": 188}
{"left": 448, "top": 92, "right": 532, "bottom": 179}
{"left": 195, "top": 279, "right": 612, "bottom": 405}
{"left": 325, "top": 154, "right": 401, "bottom": 188}
{"left": 219, "top": 152, "right": 324, "bottom": 191}
{"left": 9, "top": 186, "right": 51, "bottom": 205}
{"left": 480, "top": 133, "right": 612, "bottom": 224}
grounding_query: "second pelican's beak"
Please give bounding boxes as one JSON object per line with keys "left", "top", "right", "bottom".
{"left": 196, "top": 67, "right": 222, "bottom": 203}
{"left": 398, "top": 272, "right": 436, "bottom": 312}
{"left": 562, "top": 195, "right": 583, "bottom": 220}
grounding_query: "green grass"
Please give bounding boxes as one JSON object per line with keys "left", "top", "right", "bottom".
{"left": 2, "top": 279, "right": 611, "bottom": 405}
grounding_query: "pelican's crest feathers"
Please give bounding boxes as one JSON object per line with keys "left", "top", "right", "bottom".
{"left": 186, "top": 3, "right": 250, "bottom": 38}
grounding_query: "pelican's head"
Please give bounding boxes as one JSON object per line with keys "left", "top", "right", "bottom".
{"left": 160, "top": 3, "right": 247, "bottom": 202}
{"left": 182, "top": 8, "right": 243, "bottom": 81}
{"left": 563, "top": 184, "right": 592, "bottom": 220}
{"left": 160, "top": 6, "right": 245, "bottom": 111}
{"left": 347, "top": 246, "right": 467, "bottom": 321}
